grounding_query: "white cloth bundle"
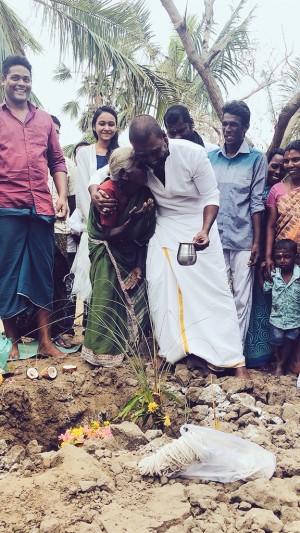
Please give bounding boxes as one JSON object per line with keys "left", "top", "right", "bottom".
{"left": 138, "top": 424, "right": 276, "bottom": 483}
{"left": 139, "top": 435, "right": 197, "bottom": 477}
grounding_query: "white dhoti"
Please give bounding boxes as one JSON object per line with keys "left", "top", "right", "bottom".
{"left": 146, "top": 214, "right": 245, "bottom": 367}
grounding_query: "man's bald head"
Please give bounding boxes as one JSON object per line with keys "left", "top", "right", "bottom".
{"left": 129, "top": 115, "right": 169, "bottom": 170}
{"left": 129, "top": 114, "right": 163, "bottom": 143}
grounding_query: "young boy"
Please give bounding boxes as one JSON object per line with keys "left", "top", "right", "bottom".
{"left": 264, "top": 239, "right": 300, "bottom": 375}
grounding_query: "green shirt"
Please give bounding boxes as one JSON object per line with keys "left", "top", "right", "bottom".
{"left": 263, "top": 265, "right": 300, "bottom": 329}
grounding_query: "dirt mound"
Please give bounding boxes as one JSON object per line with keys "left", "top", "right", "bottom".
{"left": 0, "top": 346, "right": 300, "bottom": 532}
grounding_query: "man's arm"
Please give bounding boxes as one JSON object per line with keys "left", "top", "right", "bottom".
{"left": 248, "top": 211, "right": 262, "bottom": 266}
{"left": 193, "top": 205, "right": 219, "bottom": 250}
{"left": 249, "top": 153, "right": 268, "bottom": 266}
{"left": 192, "top": 147, "right": 220, "bottom": 249}
{"left": 52, "top": 172, "right": 68, "bottom": 219}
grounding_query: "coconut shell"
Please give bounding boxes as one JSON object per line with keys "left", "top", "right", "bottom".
{"left": 40, "top": 366, "right": 57, "bottom": 380}
{"left": 26, "top": 368, "right": 39, "bottom": 380}
{"left": 62, "top": 365, "right": 77, "bottom": 374}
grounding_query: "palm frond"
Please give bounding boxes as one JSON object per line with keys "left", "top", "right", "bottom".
{"left": 61, "top": 99, "right": 80, "bottom": 119}
{"left": 53, "top": 62, "right": 73, "bottom": 82}
{"left": 0, "top": 0, "right": 42, "bottom": 64}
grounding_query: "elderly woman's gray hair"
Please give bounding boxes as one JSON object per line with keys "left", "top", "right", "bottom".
{"left": 108, "top": 146, "right": 136, "bottom": 181}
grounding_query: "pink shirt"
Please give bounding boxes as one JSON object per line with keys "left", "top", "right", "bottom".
{"left": 0, "top": 101, "right": 67, "bottom": 215}
{"left": 266, "top": 182, "right": 288, "bottom": 207}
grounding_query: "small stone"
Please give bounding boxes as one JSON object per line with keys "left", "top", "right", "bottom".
{"left": 26, "top": 439, "right": 43, "bottom": 455}
{"left": 40, "top": 451, "right": 56, "bottom": 468}
{"left": 236, "top": 508, "right": 283, "bottom": 532}
{"left": 239, "top": 501, "right": 252, "bottom": 511}
{"left": 95, "top": 449, "right": 105, "bottom": 460}
{"left": 232, "top": 478, "right": 298, "bottom": 512}
{"left": 223, "top": 411, "right": 239, "bottom": 422}
{"left": 103, "top": 449, "right": 112, "bottom": 458}
{"left": 190, "top": 405, "right": 209, "bottom": 421}
{"left": 6, "top": 444, "right": 25, "bottom": 466}
{"left": 160, "top": 475, "right": 168, "bottom": 485}
{"left": 96, "top": 472, "right": 115, "bottom": 493}
{"left": 144, "top": 429, "right": 163, "bottom": 441}
{"left": 110, "top": 462, "right": 123, "bottom": 475}
{"left": 40, "top": 517, "right": 62, "bottom": 533}
{"left": 283, "top": 521, "right": 300, "bottom": 533}
{"left": 174, "top": 364, "right": 192, "bottom": 386}
{"left": 185, "top": 387, "right": 200, "bottom": 403}
{"left": 110, "top": 422, "right": 148, "bottom": 450}
{"left": 0, "top": 439, "right": 8, "bottom": 455}
{"left": 79, "top": 480, "right": 97, "bottom": 493}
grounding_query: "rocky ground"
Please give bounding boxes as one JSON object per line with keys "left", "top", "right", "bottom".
{"left": 0, "top": 336, "right": 300, "bottom": 533}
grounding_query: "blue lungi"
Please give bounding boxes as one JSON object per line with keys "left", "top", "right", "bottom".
{"left": 0, "top": 208, "right": 55, "bottom": 319}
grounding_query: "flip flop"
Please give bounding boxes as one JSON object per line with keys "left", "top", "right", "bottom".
{"left": 53, "top": 335, "right": 73, "bottom": 349}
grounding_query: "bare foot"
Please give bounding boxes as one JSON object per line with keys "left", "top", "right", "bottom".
{"left": 235, "top": 366, "right": 251, "bottom": 380}
{"left": 9, "top": 346, "right": 20, "bottom": 360}
{"left": 38, "top": 342, "right": 66, "bottom": 358}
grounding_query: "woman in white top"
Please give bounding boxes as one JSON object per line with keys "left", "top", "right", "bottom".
{"left": 71, "top": 106, "right": 119, "bottom": 300}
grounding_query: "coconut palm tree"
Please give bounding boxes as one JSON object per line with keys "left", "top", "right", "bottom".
{"left": 32, "top": 0, "right": 182, "bottom": 131}
{"left": 0, "top": 0, "right": 43, "bottom": 104}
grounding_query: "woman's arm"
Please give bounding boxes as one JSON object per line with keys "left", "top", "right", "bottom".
{"left": 125, "top": 246, "right": 145, "bottom": 290}
{"left": 264, "top": 205, "right": 278, "bottom": 280}
{"left": 100, "top": 200, "right": 154, "bottom": 241}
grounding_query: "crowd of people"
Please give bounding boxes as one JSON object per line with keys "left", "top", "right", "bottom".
{"left": 1, "top": 54, "right": 300, "bottom": 379}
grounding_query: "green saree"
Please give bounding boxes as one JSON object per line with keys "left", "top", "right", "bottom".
{"left": 82, "top": 186, "right": 156, "bottom": 367}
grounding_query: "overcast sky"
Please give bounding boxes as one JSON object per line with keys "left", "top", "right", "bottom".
{"left": 6, "top": 0, "right": 300, "bottom": 149}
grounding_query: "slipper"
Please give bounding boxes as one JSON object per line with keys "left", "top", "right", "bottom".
{"left": 53, "top": 335, "right": 73, "bottom": 349}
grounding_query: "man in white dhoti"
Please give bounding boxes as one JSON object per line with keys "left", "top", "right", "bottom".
{"left": 94, "top": 115, "right": 250, "bottom": 378}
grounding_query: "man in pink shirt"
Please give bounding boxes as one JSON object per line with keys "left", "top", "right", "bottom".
{"left": 0, "top": 55, "right": 68, "bottom": 360}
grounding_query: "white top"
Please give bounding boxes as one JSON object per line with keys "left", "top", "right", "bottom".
{"left": 147, "top": 139, "right": 219, "bottom": 217}
{"left": 89, "top": 164, "right": 109, "bottom": 187}
{"left": 76, "top": 144, "right": 98, "bottom": 228}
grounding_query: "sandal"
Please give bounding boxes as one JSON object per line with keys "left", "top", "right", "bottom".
{"left": 53, "top": 335, "right": 73, "bottom": 349}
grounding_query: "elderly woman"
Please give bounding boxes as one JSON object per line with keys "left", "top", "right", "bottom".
{"left": 82, "top": 147, "right": 156, "bottom": 367}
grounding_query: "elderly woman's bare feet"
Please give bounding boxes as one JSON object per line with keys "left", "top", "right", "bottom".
{"left": 235, "top": 366, "right": 251, "bottom": 379}
{"left": 38, "top": 342, "right": 66, "bottom": 358}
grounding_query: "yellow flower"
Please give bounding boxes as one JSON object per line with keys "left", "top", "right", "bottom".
{"left": 90, "top": 421, "right": 100, "bottom": 429}
{"left": 164, "top": 415, "right": 171, "bottom": 427}
{"left": 70, "top": 427, "right": 84, "bottom": 437}
{"left": 148, "top": 401, "right": 158, "bottom": 413}
{"left": 103, "top": 421, "right": 110, "bottom": 426}
{"left": 60, "top": 441, "right": 68, "bottom": 447}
